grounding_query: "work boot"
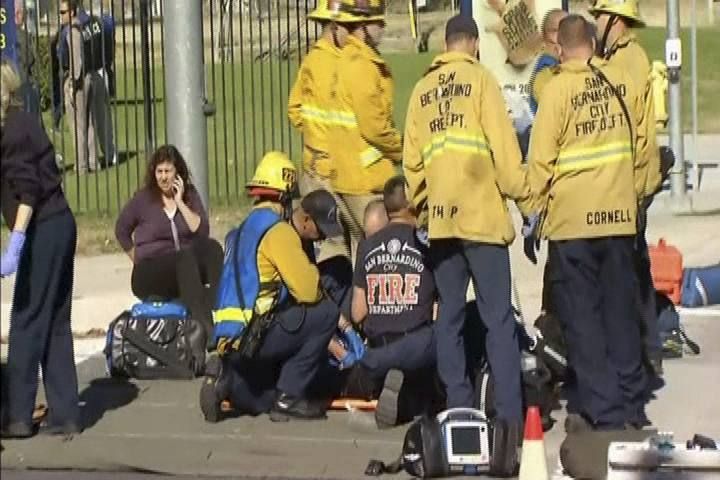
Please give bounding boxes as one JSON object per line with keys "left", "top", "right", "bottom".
{"left": 199, "top": 353, "right": 229, "bottom": 423}
{"left": 375, "top": 369, "right": 404, "bottom": 429}
{"left": 269, "top": 393, "right": 327, "bottom": 422}
{"left": 564, "top": 413, "right": 592, "bottom": 433}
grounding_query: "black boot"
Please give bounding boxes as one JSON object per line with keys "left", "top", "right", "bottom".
{"left": 375, "top": 369, "right": 404, "bottom": 429}
{"left": 269, "top": 392, "right": 327, "bottom": 422}
{"left": 199, "top": 353, "right": 230, "bottom": 423}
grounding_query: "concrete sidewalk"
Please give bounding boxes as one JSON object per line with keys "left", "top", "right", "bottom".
{"left": 2, "top": 309, "right": 718, "bottom": 478}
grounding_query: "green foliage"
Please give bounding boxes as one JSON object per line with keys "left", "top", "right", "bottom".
{"left": 34, "top": 34, "right": 54, "bottom": 112}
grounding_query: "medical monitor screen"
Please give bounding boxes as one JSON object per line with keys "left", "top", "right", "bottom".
{"left": 450, "top": 426, "right": 482, "bottom": 455}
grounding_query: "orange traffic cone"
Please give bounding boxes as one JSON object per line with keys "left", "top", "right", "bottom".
{"left": 519, "top": 406, "right": 548, "bottom": 480}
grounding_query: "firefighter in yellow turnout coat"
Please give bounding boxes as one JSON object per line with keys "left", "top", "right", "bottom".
{"left": 327, "top": 0, "right": 402, "bottom": 263}
{"left": 527, "top": 15, "right": 650, "bottom": 429}
{"left": 288, "top": 0, "right": 358, "bottom": 196}
{"left": 287, "top": 0, "right": 360, "bottom": 268}
{"left": 403, "top": 15, "right": 531, "bottom": 429}
{"left": 590, "top": 0, "right": 664, "bottom": 375}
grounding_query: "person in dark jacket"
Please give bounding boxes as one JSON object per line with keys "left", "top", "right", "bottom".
{"left": 115, "top": 145, "right": 223, "bottom": 342}
{"left": 0, "top": 62, "right": 81, "bottom": 438}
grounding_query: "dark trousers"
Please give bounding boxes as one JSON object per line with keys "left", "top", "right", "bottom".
{"left": 549, "top": 236, "right": 648, "bottom": 429}
{"left": 635, "top": 229, "right": 662, "bottom": 362}
{"left": 5, "top": 210, "right": 80, "bottom": 427}
{"left": 362, "top": 326, "right": 436, "bottom": 381}
{"left": 225, "top": 298, "right": 338, "bottom": 414}
{"left": 430, "top": 240, "right": 523, "bottom": 422}
{"left": 131, "top": 237, "right": 224, "bottom": 339}
{"left": 317, "top": 256, "right": 353, "bottom": 318}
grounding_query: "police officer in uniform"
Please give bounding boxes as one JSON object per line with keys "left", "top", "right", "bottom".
{"left": 351, "top": 176, "right": 436, "bottom": 428}
{"left": 589, "top": 0, "right": 663, "bottom": 376}
{"left": 59, "top": 0, "right": 115, "bottom": 173}
{"left": 526, "top": 15, "right": 652, "bottom": 430}
{"left": 327, "top": 0, "right": 402, "bottom": 264}
{"left": 201, "top": 152, "right": 343, "bottom": 422}
{"left": 403, "top": 15, "right": 532, "bottom": 429}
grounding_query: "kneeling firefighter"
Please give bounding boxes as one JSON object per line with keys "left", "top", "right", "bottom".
{"left": 200, "top": 151, "right": 344, "bottom": 422}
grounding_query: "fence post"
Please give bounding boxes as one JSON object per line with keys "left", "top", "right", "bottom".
{"left": 163, "top": 0, "right": 210, "bottom": 209}
{"left": 666, "top": 0, "right": 690, "bottom": 211}
{"left": 140, "top": 0, "right": 154, "bottom": 155}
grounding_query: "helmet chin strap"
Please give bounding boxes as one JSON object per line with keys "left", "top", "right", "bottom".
{"left": 598, "top": 14, "right": 618, "bottom": 58}
{"left": 280, "top": 186, "right": 293, "bottom": 221}
{"left": 362, "top": 24, "right": 378, "bottom": 51}
{"left": 331, "top": 22, "right": 341, "bottom": 49}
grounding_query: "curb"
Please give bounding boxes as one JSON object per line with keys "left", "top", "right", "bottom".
{"left": 1, "top": 292, "right": 136, "bottom": 338}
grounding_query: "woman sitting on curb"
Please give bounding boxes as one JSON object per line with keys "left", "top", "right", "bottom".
{"left": 115, "top": 145, "right": 223, "bottom": 343}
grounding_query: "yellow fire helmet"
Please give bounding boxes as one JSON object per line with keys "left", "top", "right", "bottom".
{"left": 308, "top": 0, "right": 366, "bottom": 23}
{"left": 246, "top": 151, "right": 298, "bottom": 193}
{"left": 588, "top": 0, "right": 646, "bottom": 27}
{"left": 338, "top": 0, "right": 386, "bottom": 22}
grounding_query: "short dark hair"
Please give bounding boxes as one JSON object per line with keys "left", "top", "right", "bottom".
{"left": 558, "top": 14, "right": 595, "bottom": 51}
{"left": 383, "top": 175, "right": 409, "bottom": 215}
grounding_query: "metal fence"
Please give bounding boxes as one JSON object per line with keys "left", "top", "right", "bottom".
{"left": 17, "top": 0, "right": 319, "bottom": 215}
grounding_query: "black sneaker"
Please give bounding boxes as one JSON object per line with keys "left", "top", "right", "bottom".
{"left": 269, "top": 393, "right": 327, "bottom": 422}
{"left": 0, "top": 422, "right": 35, "bottom": 439}
{"left": 199, "top": 354, "right": 226, "bottom": 423}
{"left": 375, "top": 369, "right": 404, "bottom": 429}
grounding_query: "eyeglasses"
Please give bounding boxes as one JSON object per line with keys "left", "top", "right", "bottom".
{"left": 60, "top": 9, "right": 69, "bottom": 14}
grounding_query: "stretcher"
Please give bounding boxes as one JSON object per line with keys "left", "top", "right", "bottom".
{"left": 607, "top": 433, "right": 720, "bottom": 479}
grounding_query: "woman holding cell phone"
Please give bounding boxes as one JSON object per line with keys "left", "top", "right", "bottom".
{"left": 115, "top": 145, "right": 223, "bottom": 343}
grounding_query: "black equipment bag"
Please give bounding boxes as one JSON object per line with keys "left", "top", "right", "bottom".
{"left": 365, "top": 414, "right": 520, "bottom": 478}
{"left": 104, "top": 302, "right": 206, "bottom": 380}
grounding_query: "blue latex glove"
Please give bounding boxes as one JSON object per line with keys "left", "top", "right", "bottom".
{"left": 343, "top": 328, "right": 366, "bottom": 359}
{"left": 1, "top": 231, "right": 26, "bottom": 278}
{"left": 338, "top": 349, "right": 359, "bottom": 370}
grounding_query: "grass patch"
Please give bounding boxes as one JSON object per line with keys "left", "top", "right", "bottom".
{"left": 31, "top": 25, "right": 719, "bottom": 253}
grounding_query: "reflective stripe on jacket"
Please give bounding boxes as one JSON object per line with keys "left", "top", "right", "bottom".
{"left": 328, "top": 35, "right": 402, "bottom": 195}
{"left": 527, "top": 58, "right": 644, "bottom": 240}
{"left": 288, "top": 37, "right": 349, "bottom": 179}
{"left": 403, "top": 51, "right": 531, "bottom": 245}
{"left": 605, "top": 33, "right": 661, "bottom": 198}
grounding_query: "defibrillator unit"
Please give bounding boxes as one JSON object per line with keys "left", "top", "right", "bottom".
{"left": 437, "top": 408, "right": 491, "bottom": 473}
{"left": 365, "top": 407, "right": 519, "bottom": 478}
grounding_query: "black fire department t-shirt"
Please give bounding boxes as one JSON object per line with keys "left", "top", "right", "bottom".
{"left": 353, "top": 222, "right": 435, "bottom": 339}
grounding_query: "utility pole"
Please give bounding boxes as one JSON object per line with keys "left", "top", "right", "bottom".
{"left": 666, "top": 0, "right": 690, "bottom": 211}
{"left": 163, "top": 0, "right": 210, "bottom": 209}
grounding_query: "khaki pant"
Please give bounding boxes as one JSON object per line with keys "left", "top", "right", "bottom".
{"left": 299, "top": 171, "right": 377, "bottom": 265}
{"left": 335, "top": 192, "right": 380, "bottom": 266}
{"left": 64, "top": 73, "right": 115, "bottom": 173}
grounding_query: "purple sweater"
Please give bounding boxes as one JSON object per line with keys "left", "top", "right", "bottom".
{"left": 115, "top": 188, "right": 210, "bottom": 263}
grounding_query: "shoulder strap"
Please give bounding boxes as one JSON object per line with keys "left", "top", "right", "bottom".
{"left": 365, "top": 456, "right": 405, "bottom": 476}
{"left": 588, "top": 62, "right": 635, "bottom": 161}
{"left": 122, "top": 324, "right": 194, "bottom": 379}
